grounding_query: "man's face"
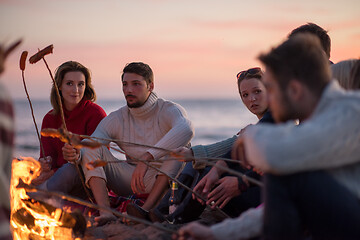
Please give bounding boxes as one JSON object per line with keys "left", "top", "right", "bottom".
{"left": 122, "top": 73, "right": 153, "bottom": 108}
{"left": 262, "top": 69, "right": 296, "bottom": 123}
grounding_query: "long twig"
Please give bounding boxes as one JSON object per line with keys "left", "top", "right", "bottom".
{"left": 30, "top": 46, "right": 93, "bottom": 204}
{"left": 19, "top": 183, "right": 176, "bottom": 234}
{"left": 41, "top": 56, "right": 67, "bottom": 131}
{"left": 106, "top": 145, "right": 230, "bottom": 219}
{"left": 78, "top": 132, "right": 262, "bottom": 186}
{"left": 20, "top": 51, "right": 45, "bottom": 157}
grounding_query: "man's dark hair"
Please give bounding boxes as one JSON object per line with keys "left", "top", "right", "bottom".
{"left": 259, "top": 33, "right": 331, "bottom": 97}
{"left": 121, "top": 62, "right": 154, "bottom": 85}
{"left": 288, "top": 23, "right": 331, "bottom": 59}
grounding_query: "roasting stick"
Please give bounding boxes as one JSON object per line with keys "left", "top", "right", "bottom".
{"left": 19, "top": 183, "right": 176, "bottom": 234}
{"left": 29, "top": 45, "right": 93, "bottom": 204}
{"left": 19, "top": 51, "right": 45, "bottom": 157}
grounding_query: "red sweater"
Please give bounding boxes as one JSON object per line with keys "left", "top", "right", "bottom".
{"left": 40, "top": 99, "right": 106, "bottom": 170}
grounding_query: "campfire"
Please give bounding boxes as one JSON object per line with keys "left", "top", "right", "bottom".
{"left": 10, "top": 157, "right": 86, "bottom": 240}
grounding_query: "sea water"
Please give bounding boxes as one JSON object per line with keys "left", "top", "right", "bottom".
{"left": 13, "top": 98, "right": 258, "bottom": 159}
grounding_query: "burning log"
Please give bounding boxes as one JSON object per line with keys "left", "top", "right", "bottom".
{"left": 10, "top": 157, "right": 86, "bottom": 240}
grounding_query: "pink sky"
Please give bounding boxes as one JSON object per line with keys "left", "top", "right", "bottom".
{"left": 1, "top": 0, "right": 359, "bottom": 100}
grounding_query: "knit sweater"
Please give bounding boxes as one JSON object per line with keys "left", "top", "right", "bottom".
{"left": 245, "top": 81, "right": 360, "bottom": 198}
{"left": 210, "top": 81, "right": 360, "bottom": 240}
{"left": 40, "top": 99, "right": 106, "bottom": 170}
{"left": 82, "top": 92, "right": 194, "bottom": 182}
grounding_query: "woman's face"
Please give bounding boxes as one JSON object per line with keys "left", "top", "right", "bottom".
{"left": 60, "top": 71, "right": 86, "bottom": 111}
{"left": 239, "top": 78, "right": 268, "bottom": 119}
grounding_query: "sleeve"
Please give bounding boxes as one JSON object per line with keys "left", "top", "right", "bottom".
{"left": 191, "top": 135, "right": 237, "bottom": 169}
{"left": 147, "top": 103, "right": 194, "bottom": 159}
{"left": 147, "top": 103, "right": 194, "bottom": 177}
{"left": 244, "top": 100, "right": 360, "bottom": 174}
{"left": 211, "top": 206, "right": 264, "bottom": 240}
{"left": 40, "top": 113, "right": 59, "bottom": 170}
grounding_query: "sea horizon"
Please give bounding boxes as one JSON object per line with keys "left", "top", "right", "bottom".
{"left": 13, "top": 98, "right": 258, "bottom": 159}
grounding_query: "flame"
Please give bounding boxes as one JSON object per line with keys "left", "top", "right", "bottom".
{"left": 10, "top": 157, "right": 83, "bottom": 240}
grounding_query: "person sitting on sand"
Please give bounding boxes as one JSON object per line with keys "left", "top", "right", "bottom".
{"left": 178, "top": 34, "right": 360, "bottom": 240}
{"left": 80, "top": 62, "right": 194, "bottom": 225}
{"left": 127, "top": 67, "right": 273, "bottom": 223}
{"left": 32, "top": 61, "right": 107, "bottom": 199}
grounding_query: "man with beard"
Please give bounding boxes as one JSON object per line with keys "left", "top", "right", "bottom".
{"left": 79, "top": 62, "right": 194, "bottom": 225}
{"left": 177, "top": 34, "right": 360, "bottom": 240}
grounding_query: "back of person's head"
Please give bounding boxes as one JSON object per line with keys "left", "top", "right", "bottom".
{"left": 288, "top": 23, "right": 331, "bottom": 59}
{"left": 349, "top": 59, "right": 360, "bottom": 90}
{"left": 259, "top": 33, "right": 331, "bottom": 97}
{"left": 51, "top": 61, "right": 96, "bottom": 114}
{"left": 122, "top": 62, "right": 154, "bottom": 86}
{"left": 331, "top": 59, "right": 358, "bottom": 90}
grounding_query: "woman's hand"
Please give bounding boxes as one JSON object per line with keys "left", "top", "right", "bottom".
{"left": 206, "top": 176, "right": 241, "bottom": 209}
{"left": 62, "top": 143, "right": 80, "bottom": 163}
{"left": 38, "top": 156, "right": 52, "bottom": 172}
{"left": 192, "top": 167, "right": 220, "bottom": 204}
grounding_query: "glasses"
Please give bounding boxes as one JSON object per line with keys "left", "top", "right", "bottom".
{"left": 236, "top": 67, "right": 261, "bottom": 81}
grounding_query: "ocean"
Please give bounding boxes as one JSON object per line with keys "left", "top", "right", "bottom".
{"left": 13, "top": 98, "right": 258, "bottom": 159}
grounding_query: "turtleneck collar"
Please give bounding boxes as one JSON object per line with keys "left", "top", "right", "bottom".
{"left": 63, "top": 98, "right": 88, "bottom": 119}
{"left": 128, "top": 92, "right": 158, "bottom": 118}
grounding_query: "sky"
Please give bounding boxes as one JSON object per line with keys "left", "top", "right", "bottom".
{"left": 1, "top": 0, "right": 359, "bottom": 100}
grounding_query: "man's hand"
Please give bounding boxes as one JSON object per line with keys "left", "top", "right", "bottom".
{"left": 192, "top": 167, "right": 220, "bottom": 204}
{"left": 62, "top": 143, "right": 80, "bottom": 163}
{"left": 206, "top": 176, "right": 241, "bottom": 209}
{"left": 131, "top": 162, "right": 148, "bottom": 194}
{"left": 172, "top": 147, "right": 193, "bottom": 162}
{"left": 232, "top": 136, "right": 251, "bottom": 169}
{"left": 131, "top": 152, "right": 153, "bottom": 194}
{"left": 174, "top": 222, "right": 216, "bottom": 240}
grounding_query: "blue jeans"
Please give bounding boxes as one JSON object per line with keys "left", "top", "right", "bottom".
{"left": 46, "top": 163, "right": 89, "bottom": 199}
{"left": 263, "top": 171, "right": 360, "bottom": 240}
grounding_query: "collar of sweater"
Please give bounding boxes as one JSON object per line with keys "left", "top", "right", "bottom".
{"left": 311, "top": 80, "right": 343, "bottom": 118}
{"left": 128, "top": 92, "right": 158, "bottom": 118}
{"left": 63, "top": 98, "right": 88, "bottom": 120}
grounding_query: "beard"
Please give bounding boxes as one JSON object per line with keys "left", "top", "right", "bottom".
{"left": 127, "top": 101, "right": 145, "bottom": 108}
{"left": 274, "top": 94, "right": 298, "bottom": 123}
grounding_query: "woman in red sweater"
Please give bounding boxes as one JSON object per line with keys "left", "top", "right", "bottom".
{"left": 32, "top": 61, "right": 106, "bottom": 196}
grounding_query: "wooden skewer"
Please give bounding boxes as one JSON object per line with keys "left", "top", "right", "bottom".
{"left": 19, "top": 51, "right": 45, "bottom": 157}
{"left": 19, "top": 183, "right": 176, "bottom": 234}
{"left": 29, "top": 46, "right": 92, "bottom": 204}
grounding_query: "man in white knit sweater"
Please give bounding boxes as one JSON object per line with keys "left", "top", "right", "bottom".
{"left": 80, "top": 62, "right": 194, "bottom": 225}
{"left": 177, "top": 35, "right": 360, "bottom": 240}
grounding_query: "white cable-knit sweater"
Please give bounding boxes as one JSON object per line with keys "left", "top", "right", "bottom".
{"left": 82, "top": 92, "right": 194, "bottom": 182}
{"left": 210, "top": 81, "right": 360, "bottom": 239}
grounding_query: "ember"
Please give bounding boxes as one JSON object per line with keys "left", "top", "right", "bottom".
{"left": 10, "top": 157, "right": 86, "bottom": 240}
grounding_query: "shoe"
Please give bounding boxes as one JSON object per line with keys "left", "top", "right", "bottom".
{"left": 149, "top": 208, "right": 166, "bottom": 223}
{"left": 126, "top": 203, "right": 150, "bottom": 221}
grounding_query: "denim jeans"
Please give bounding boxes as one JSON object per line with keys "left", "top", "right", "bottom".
{"left": 263, "top": 171, "right": 360, "bottom": 240}
{"left": 46, "top": 163, "right": 88, "bottom": 199}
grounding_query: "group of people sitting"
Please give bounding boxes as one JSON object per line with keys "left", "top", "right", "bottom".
{"left": 1, "top": 22, "right": 359, "bottom": 240}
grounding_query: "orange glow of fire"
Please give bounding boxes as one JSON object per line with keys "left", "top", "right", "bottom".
{"left": 10, "top": 157, "right": 80, "bottom": 240}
